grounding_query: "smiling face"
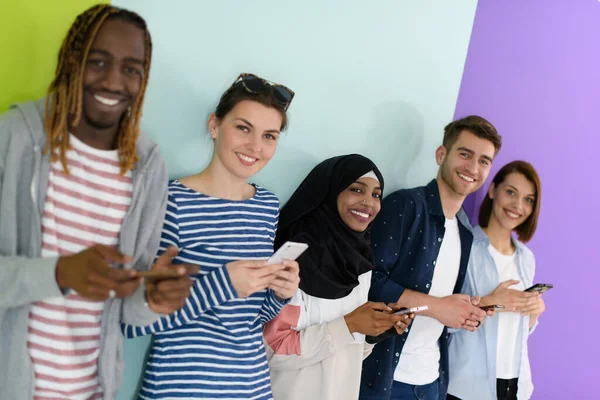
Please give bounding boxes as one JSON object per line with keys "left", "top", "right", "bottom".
{"left": 336, "top": 177, "right": 382, "bottom": 232}
{"left": 208, "top": 100, "right": 283, "bottom": 181}
{"left": 488, "top": 172, "right": 537, "bottom": 232}
{"left": 436, "top": 130, "right": 497, "bottom": 197}
{"left": 80, "top": 18, "right": 146, "bottom": 132}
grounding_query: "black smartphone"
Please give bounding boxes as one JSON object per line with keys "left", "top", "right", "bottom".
{"left": 479, "top": 304, "right": 505, "bottom": 311}
{"left": 524, "top": 283, "right": 553, "bottom": 293}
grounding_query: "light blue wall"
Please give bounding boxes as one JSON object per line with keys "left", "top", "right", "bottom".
{"left": 112, "top": 1, "right": 478, "bottom": 398}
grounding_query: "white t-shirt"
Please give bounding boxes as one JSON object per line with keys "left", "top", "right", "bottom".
{"left": 394, "top": 218, "right": 461, "bottom": 385}
{"left": 489, "top": 245, "right": 524, "bottom": 379}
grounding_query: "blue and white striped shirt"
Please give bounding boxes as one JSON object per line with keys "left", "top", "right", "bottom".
{"left": 122, "top": 180, "right": 286, "bottom": 399}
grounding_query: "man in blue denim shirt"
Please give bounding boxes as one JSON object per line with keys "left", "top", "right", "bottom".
{"left": 359, "top": 116, "right": 502, "bottom": 400}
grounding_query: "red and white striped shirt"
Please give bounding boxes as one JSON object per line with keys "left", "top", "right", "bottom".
{"left": 27, "top": 134, "right": 133, "bottom": 400}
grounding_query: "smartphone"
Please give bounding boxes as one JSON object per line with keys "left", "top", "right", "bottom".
{"left": 394, "top": 306, "right": 428, "bottom": 316}
{"left": 366, "top": 308, "right": 425, "bottom": 344}
{"left": 137, "top": 269, "right": 183, "bottom": 282}
{"left": 524, "top": 283, "right": 553, "bottom": 293}
{"left": 479, "top": 304, "right": 505, "bottom": 311}
{"left": 268, "top": 241, "right": 309, "bottom": 265}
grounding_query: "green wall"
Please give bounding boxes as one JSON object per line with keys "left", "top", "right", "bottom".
{"left": 0, "top": 0, "right": 107, "bottom": 112}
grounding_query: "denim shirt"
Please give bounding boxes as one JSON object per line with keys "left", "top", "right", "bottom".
{"left": 447, "top": 226, "right": 538, "bottom": 400}
{"left": 359, "top": 180, "right": 473, "bottom": 400}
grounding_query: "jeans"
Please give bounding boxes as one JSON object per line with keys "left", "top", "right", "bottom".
{"left": 391, "top": 379, "right": 440, "bottom": 400}
{"left": 447, "top": 378, "right": 518, "bottom": 400}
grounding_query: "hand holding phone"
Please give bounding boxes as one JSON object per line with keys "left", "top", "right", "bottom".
{"left": 268, "top": 241, "right": 308, "bottom": 265}
{"left": 364, "top": 305, "right": 424, "bottom": 344}
{"left": 144, "top": 246, "right": 201, "bottom": 315}
{"left": 346, "top": 302, "right": 411, "bottom": 340}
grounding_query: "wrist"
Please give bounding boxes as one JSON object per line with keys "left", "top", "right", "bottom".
{"left": 480, "top": 294, "right": 495, "bottom": 307}
{"left": 145, "top": 285, "right": 160, "bottom": 312}
{"left": 426, "top": 296, "right": 443, "bottom": 319}
{"left": 274, "top": 292, "right": 287, "bottom": 302}
{"left": 344, "top": 314, "right": 356, "bottom": 333}
{"left": 55, "top": 257, "right": 68, "bottom": 289}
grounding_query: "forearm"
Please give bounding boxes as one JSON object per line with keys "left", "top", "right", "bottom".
{"left": 0, "top": 256, "right": 63, "bottom": 307}
{"left": 122, "top": 267, "right": 237, "bottom": 337}
{"left": 259, "top": 288, "right": 289, "bottom": 324}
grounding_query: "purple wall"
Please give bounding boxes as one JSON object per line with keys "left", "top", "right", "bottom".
{"left": 455, "top": 0, "right": 600, "bottom": 398}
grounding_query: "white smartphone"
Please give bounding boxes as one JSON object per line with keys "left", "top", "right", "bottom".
{"left": 267, "top": 241, "right": 309, "bottom": 265}
{"left": 394, "top": 305, "right": 428, "bottom": 316}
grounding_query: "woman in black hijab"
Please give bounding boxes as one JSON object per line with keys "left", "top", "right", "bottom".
{"left": 265, "top": 154, "right": 413, "bottom": 400}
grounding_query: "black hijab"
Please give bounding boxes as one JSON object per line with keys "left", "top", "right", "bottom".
{"left": 275, "top": 154, "right": 384, "bottom": 299}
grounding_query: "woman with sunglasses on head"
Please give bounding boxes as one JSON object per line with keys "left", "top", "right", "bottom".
{"left": 122, "top": 73, "right": 300, "bottom": 399}
{"left": 264, "top": 154, "right": 413, "bottom": 400}
{"left": 447, "top": 161, "right": 546, "bottom": 400}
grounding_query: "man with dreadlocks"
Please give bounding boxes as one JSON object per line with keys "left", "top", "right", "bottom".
{"left": 0, "top": 4, "right": 198, "bottom": 400}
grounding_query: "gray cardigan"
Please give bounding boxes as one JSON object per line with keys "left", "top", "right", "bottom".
{"left": 0, "top": 99, "right": 168, "bottom": 399}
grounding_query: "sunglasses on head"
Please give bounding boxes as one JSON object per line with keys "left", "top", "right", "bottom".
{"left": 230, "top": 73, "right": 295, "bottom": 111}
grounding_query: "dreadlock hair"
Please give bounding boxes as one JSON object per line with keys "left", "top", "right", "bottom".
{"left": 43, "top": 4, "right": 153, "bottom": 175}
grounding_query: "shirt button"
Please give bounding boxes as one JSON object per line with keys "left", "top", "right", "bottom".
{"left": 433, "top": 261, "right": 436, "bottom": 265}
{"left": 438, "top": 238, "right": 442, "bottom": 242}
{"left": 426, "top": 283, "right": 430, "bottom": 289}
{"left": 33, "top": 145, "right": 40, "bottom": 152}
{"left": 395, "top": 353, "right": 400, "bottom": 356}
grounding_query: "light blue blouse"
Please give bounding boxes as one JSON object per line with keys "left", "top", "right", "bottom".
{"left": 448, "top": 226, "right": 539, "bottom": 400}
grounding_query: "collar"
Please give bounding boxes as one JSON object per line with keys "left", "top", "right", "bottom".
{"left": 425, "top": 179, "right": 444, "bottom": 217}
{"left": 472, "top": 225, "right": 525, "bottom": 253}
